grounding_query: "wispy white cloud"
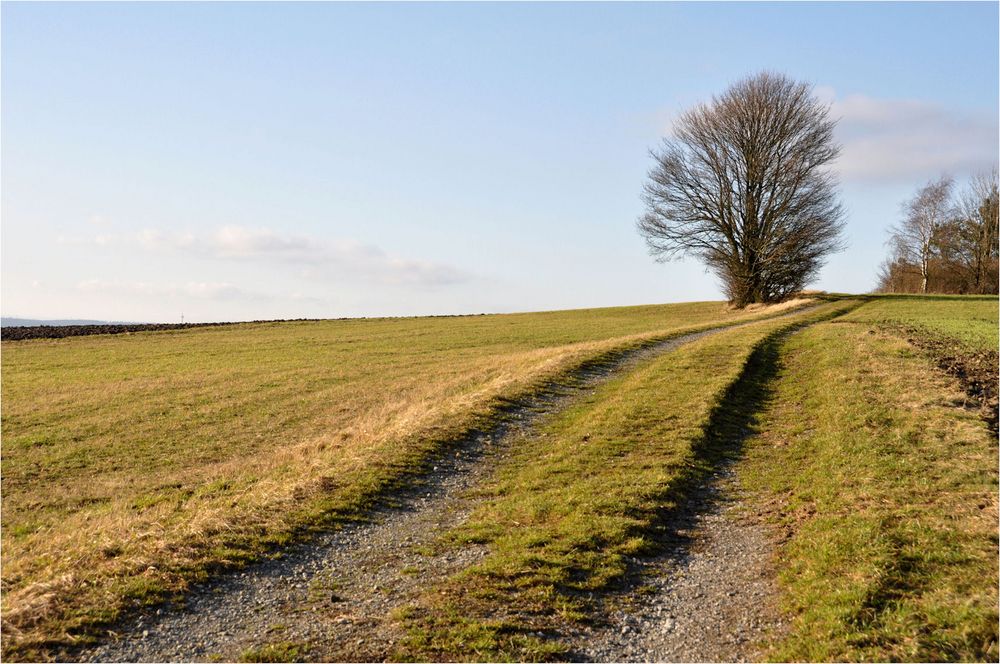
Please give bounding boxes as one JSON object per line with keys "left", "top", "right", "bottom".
{"left": 76, "top": 279, "right": 259, "bottom": 301}
{"left": 820, "top": 88, "right": 998, "bottom": 183}
{"left": 657, "top": 87, "right": 997, "bottom": 184}
{"left": 133, "top": 225, "right": 474, "bottom": 287}
{"left": 136, "top": 229, "right": 196, "bottom": 252}
{"left": 135, "top": 226, "right": 317, "bottom": 260}
{"left": 60, "top": 225, "right": 473, "bottom": 288}
{"left": 211, "top": 226, "right": 320, "bottom": 260}
{"left": 57, "top": 233, "right": 114, "bottom": 247}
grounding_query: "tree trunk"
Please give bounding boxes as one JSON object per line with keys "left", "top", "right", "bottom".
{"left": 920, "top": 244, "right": 931, "bottom": 293}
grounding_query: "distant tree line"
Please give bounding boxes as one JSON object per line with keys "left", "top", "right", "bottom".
{"left": 878, "top": 171, "right": 999, "bottom": 294}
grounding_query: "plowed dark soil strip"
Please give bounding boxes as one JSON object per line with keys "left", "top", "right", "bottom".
{"left": 903, "top": 331, "right": 999, "bottom": 435}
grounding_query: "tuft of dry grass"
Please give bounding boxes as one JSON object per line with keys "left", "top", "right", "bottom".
{"left": 736, "top": 297, "right": 815, "bottom": 314}
{"left": 1, "top": 300, "right": 809, "bottom": 658}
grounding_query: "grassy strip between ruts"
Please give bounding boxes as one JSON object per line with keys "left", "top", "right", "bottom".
{"left": 739, "top": 318, "right": 998, "bottom": 661}
{"left": 392, "top": 300, "right": 859, "bottom": 661}
{"left": 1, "top": 300, "right": 813, "bottom": 660}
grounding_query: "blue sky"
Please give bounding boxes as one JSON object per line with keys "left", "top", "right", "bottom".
{"left": 3, "top": 1, "right": 997, "bottom": 322}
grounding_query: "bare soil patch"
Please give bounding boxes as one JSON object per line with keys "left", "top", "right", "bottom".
{"left": 904, "top": 331, "right": 999, "bottom": 435}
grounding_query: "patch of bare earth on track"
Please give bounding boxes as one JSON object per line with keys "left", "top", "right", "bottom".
{"left": 75, "top": 329, "right": 727, "bottom": 663}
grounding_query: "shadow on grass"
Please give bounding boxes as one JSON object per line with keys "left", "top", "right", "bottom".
{"left": 561, "top": 323, "right": 802, "bottom": 658}
{"left": 58, "top": 328, "right": 735, "bottom": 662}
{"left": 636, "top": 306, "right": 857, "bottom": 560}
{"left": 649, "top": 327, "right": 785, "bottom": 546}
{"left": 658, "top": 328, "right": 788, "bottom": 542}
{"left": 563, "top": 298, "right": 993, "bottom": 661}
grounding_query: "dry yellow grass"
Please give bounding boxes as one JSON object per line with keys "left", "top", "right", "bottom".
{"left": 1, "top": 300, "right": 808, "bottom": 657}
{"left": 738, "top": 296, "right": 813, "bottom": 314}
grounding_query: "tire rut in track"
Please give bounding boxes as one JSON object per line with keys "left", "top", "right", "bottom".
{"left": 567, "top": 464, "right": 784, "bottom": 663}
{"left": 564, "top": 323, "right": 821, "bottom": 662}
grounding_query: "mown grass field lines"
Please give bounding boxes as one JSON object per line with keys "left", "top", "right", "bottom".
{"left": 740, "top": 312, "right": 998, "bottom": 661}
{"left": 1, "top": 300, "right": 807, "bottom": 657}
{"left": 394, "top": 300, "right": 858, "bottom": 660}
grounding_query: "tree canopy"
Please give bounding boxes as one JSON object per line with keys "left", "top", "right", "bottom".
{"left": 638, "top": 72, "right": 846, "bottom": 307}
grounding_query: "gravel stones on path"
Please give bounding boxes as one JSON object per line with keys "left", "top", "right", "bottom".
{"left": 82, "top": 445, "right": 494, "bottom": 662}
{"left": 568, "top": 467, "right": 785, "bottom": 663}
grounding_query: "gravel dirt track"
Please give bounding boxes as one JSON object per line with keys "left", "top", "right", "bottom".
{"left": 73, "top": 309, "right": 824, "bottom": 662}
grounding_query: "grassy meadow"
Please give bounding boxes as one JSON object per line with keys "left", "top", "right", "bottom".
{"left": 390, "top": 294, "right": 998, "bottom": 661}
{"left": 2, "top": 293, "right": 996, "bottom": 662}
{"left": 741, "top": 304, "right": 998, "bottom": 661}
{"left": 1, "top": 299, "right": 807, "bottom": 657}
{"left": 840, "top": 294, "right": 999, "bottom": 351}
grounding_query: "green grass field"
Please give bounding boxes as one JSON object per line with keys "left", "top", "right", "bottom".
{"left": 388, "top": 295, "right": 998, "bottom": 662}
{"left": 396, "top": 300, "right": 858, "bottom": 661}
{"left": 2, "top": 293, "right": 996, "bottom": 662}
{"left": 841, "top": 294, "right": 999, "bottom": 351}
{"left": 1, "top": 299, "right": 807, "bottom": 657}
{"left": 741, "top": 311, "right": 997, "bottom": 661}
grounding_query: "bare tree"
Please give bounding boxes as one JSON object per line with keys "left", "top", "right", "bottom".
{"left": 638, "top": 72, "right": 846, "bottom": 307}
{"left": 875, "top": 255, "right": 906, "bottom": 294}
{"left": 955, "top": 169, "right": 999, "bottom": 293}
{"left": 888, "top": 177, "right": 954, "bottom": 293}
{"left": 876, "top": 170, "right": 998, "bottom": 295}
